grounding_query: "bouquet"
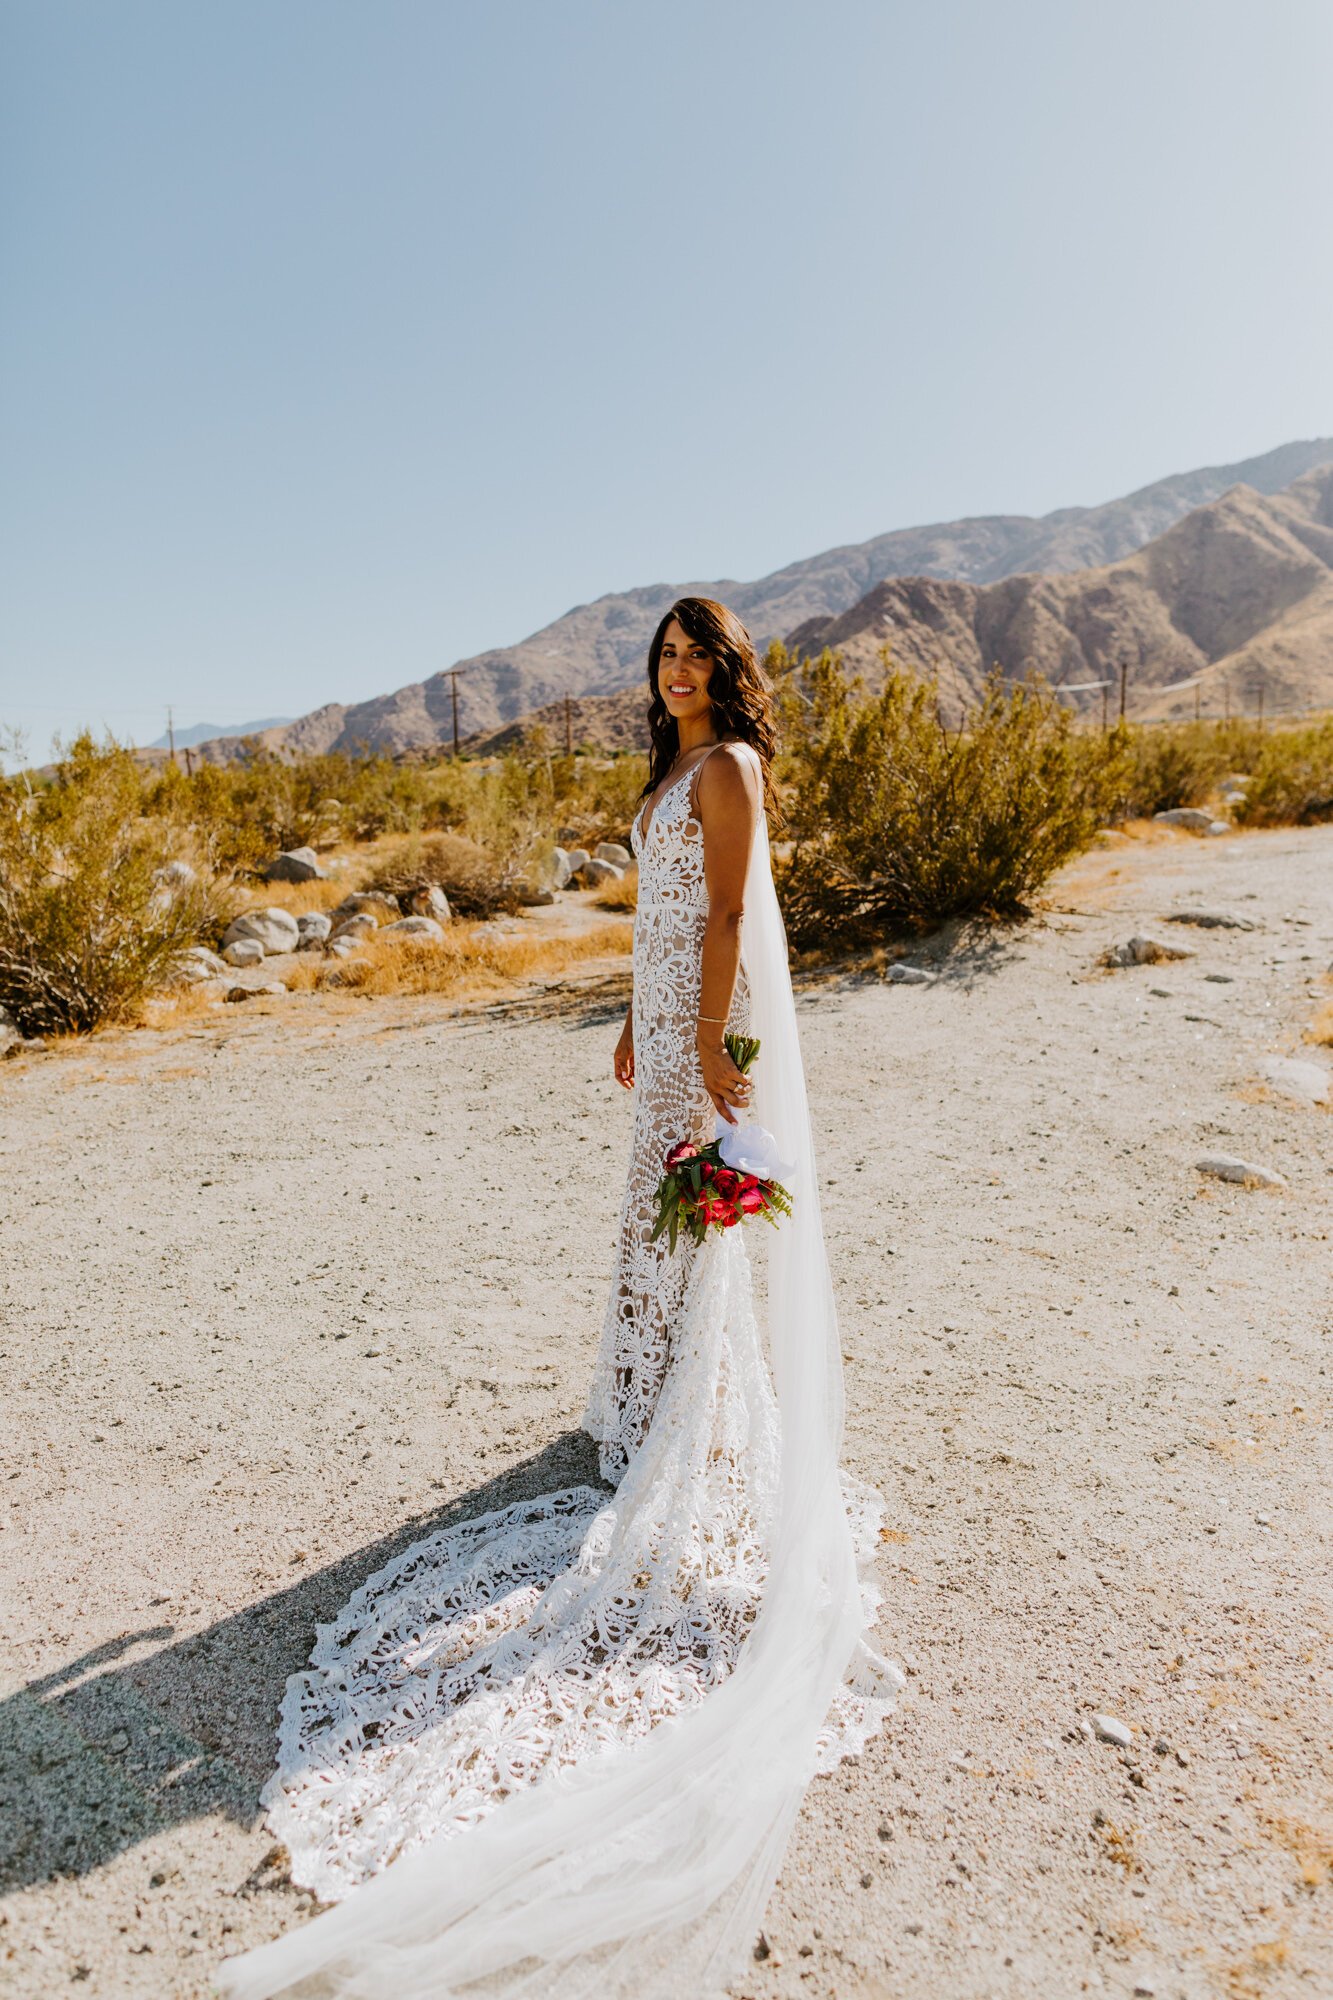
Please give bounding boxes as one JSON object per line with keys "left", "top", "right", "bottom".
{"left": 650, "top": 1033, "right": 795, "bottom": 1251}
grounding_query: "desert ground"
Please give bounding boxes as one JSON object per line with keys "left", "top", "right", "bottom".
{"left": 1, "top": 819, "right": 1330, "bottom": 2000}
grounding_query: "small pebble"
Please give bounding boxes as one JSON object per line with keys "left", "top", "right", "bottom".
{"left": 1091, "top": 1713, "right": 1132, "bottom": 1747}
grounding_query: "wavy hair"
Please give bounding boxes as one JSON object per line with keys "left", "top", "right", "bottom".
{"left": 642, "top": 597, "right": 779, "bottom": 818}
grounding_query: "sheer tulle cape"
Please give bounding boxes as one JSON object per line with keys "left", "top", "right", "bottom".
{"left": 217, "top": 788, "right": 883, "bottom": 2000}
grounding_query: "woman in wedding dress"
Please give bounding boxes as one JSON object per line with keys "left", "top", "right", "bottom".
{"left": 219, "top": 597, "right": 905, "bottom": 2000}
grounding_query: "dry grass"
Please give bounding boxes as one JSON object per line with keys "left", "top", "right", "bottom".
{"left": 283, "top": 920, "right": 634, "bottom": 1000}
{"left": 1093, "top": 1816, "right": 1142, "bottom": 1873}
{"left": 592, "top": 865, "right": 638, "bottom": 912}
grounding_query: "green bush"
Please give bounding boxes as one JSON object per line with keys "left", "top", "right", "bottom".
{"left": 0, "top": 731, "right": 237, "bottom": 1036}
{"left": 774, "top": 650, "right": 1128, "bottom": 946}
{"left": 1233, "top": 716, "right": 1333, "bottom": 826}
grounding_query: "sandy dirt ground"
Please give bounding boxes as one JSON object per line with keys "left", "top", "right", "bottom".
{"left": 1, "top": 821, "right": 1330, "bottom": 2000}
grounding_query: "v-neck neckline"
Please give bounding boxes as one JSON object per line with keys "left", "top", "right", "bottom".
{"left": 635, "top": 745, "right": 719, "bottom": 846}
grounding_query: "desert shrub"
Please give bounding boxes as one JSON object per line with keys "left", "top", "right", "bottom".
{"left": 775, "top": 651, "right": 1127, "bottom": 946}
{"left": 1110, "top": 722, "right": 1235, "bottom": 818}
{"left": 1233, "top": 717, "right": 1333, "bottom": 826}
{"left": 0, "top": 731, "right": 237, "bottom": 1036}
{"left": 359, "top": 830, "right": 524, "bottom": 918}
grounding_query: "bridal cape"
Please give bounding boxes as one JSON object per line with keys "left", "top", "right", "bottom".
{"left": 218, "top": 745, "right": 904, "bottom": 2000}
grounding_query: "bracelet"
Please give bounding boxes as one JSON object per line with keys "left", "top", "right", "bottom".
{"left": 697, "top": 1014, "right": 728, "bottom": 1024}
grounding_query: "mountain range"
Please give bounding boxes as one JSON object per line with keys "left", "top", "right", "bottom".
{"left": 186, "top": 436, "right": 1333, "bottom": 763}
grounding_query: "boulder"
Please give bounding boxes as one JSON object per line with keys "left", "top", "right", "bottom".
{"left": 262, "top": 846, "right": 327, "bottom": 883}
{"left": 405, "top": 885, "right": 451, "bottom": 922}
{"left": 381, "top": 916, "right": 446, "bottom": 940}
{"left": 517, "top": 885, "right": 556, "bottom": 907}
{"left": 1259, "top": 1056, "right": 1330, "bottom": 1106}
{"left": 330, "top": 891, "right": 400, "bottom": 924}
{"left": 1204, "top": 820, "right": 1231, "bottom": 836}
{"left": 1154, "top": 807, "right": 1220, "bottom": 832}
{"left": 222, "top": 938, "right": 265, "bottom": 968}
{"left": 1164, "top": 910, "right": 1257, "bottom": 930}
{"left": 576, "top": 857, "right": 623, "bottom": 887}
{"left": 564, "top": 849, "right": 591, "bottom": 879}
{"left": 885, "top": 964, "right": 937, "bottom": 985}
{"left": 330, "top": 912, "right": 378, "bottom": 944}
{"left": 533, "top": 847, "right": 572, "bottom": 892}
{"left": 0, "top": 1003, "right": 19, "bottom": 1048}
{"left": 1099, "top": 935, "right": 1196, "bottom": 968}
{"left": 595, "top": 841, "right": 632, "bottom": 868}
{"left": 296, "top": 911, "right": 332, "bottom": 941}
{"left": 1195, "top": 1154, "right": 1287, "bottom": 1189}
{"left": 154, "top": 859, "right": 197, "bottom": 891}
{"left": 172, "top": 946, "right": 228, "bottom": 983}
{"left": 221, "top": 906, "right": 301, "bottom": 955}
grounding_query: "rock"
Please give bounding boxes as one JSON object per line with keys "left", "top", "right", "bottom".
{"left": 1091, "top": 1713, "right": 1132, "bottom": 1747}
{"left": 296, "top": 911, "right": 332, "bottom": 941}
{"left": 153, "top": 859, "right": 197, "bottom": 891}
{"left": 329, "top": 891, "right": 400, "bottom": 924}
{"left": 886, "top": 963, "right": 936, "bottom": 985}
{"left": 1195, "top": 1153, "right": 1288, "bottom": 1189}
{"left": 1205, "top": 820, "right": 1231, "bottom": 836}
{"left": 595, "top": 841, "right": 632, "bottom": 868}
{"left": 575, "top": 857, "right": 622, "bottom": 887}
{"left": 1259, "top": 1056, "right": 1330, "bottom": 1105}
{"left": 534, "top": 847, "right": 573, "bottom": 892}
{"left": 1164, "top": 909, "right": 1257, "bottom": 930}
{"left": 262, "top": 846, "right": 327, "bottom": 883}
{"left": 225, "top": 980, "right": 289, "bottom": 1002}
{"left": 221, "top": 907, "right": 301, "bottom": 955}
{"left": 0, "top": 1003, "right": 19, "bottom": 1047}
{"left": 405, "top": 885, "right": 451, "bottom": 922}
{"left": 1099, "top": 934, "right": 1196, "bottom": 967}
{"left": 381, "top": 916, "right": 446, "bottom": 940}
{"left": 325, "top": 937, "right": 361, "bottom": 959}
{"left": 222, "top": 938, "right": 265, "bottom": 968}
{"left": 517, "top": 885, "right": 556, "bottom": 906}
{"left": 1154, "top": 807, "right": 1219, "bottom": 832}
{"left": 172, "top": 946, "right": 228, "bottom": 983}
{"left": 329, "top": 912, "right": 378, "bottom": 943}
{"left": 564, "top": 849, "right": 590, "bottom": 878}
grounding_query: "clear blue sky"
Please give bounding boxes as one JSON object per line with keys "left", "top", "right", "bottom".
{"left": 3, "top": 0, "right": 1331, "bottom": 765}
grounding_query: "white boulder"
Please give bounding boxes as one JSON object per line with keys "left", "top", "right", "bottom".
{"left": 221, "top": 906, "right": 301, "bottom": 955}
{"left": 222, "top": 938, "right": 265, "bottom": 968}
{"left": 263, "top": 846, "right": 327, "bottom": 883}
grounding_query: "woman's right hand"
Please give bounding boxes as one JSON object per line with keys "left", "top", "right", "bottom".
{"left": 613, "top": 1015, "right": 635, "bottom": 1089}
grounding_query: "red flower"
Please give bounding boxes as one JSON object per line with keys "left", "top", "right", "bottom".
{"left": 712, "top": 1167, "right": 741, "bottom": 1198}
{"left": 698, "top": 1161, "right": 715, "bottom": 1181}
{"left": 665, "top": 1140, "right": 698, "bottom": 1167}
{"left": 739, "top": 1187, "right": 766, "bottom": 1214}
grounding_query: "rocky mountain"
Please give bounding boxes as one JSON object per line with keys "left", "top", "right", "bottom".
{"left": 187, "top": 437, "right": 1333, "bottom": 763}
{"left": 785, "top": 466, "right": 1333, "bottom": 724}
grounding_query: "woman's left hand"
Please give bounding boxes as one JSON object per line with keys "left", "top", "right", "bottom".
{"left": 696, "top": 1035, "right": 753, "bottom": 1126}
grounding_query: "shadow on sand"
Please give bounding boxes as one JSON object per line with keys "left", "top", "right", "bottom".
{"left": 0, "top": 1428, "right": 606, "bottom": 1898}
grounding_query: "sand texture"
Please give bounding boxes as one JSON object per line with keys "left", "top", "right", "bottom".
{"left": 1, "top": 822, "right": 1330, "bottom": 1998}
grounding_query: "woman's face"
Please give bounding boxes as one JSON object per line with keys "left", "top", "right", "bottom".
{"left": 656, "top": 618, "right": 717, "bottom": 726}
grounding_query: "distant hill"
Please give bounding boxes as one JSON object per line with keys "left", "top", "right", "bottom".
{"left": 144, "top": 716, "right": 294, "bottom": 750}
{"left": 185, "top": 437, "right": 1333, "bottom": 763}
{"left": 786, "top": 467, "right": 1333, "bottom": 724}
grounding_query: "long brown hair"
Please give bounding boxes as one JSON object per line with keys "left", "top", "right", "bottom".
{"left": 642, "top": 597, "right": 779, "bottom": 815}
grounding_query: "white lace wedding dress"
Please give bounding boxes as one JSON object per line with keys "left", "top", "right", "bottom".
{"left": 220, "top": 741, "right": 904, "bottom": 2000}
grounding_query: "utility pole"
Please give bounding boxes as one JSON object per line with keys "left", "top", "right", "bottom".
{"left": 1257, "top": 681, "right": 1265, "bottom": 731}
{"left": 565, "top": 693, "right": 573, "bottom": 757}
{"left": 1194, "top": 685, "right": 1200, "bottom": 723}
{"left": 1224, "top": 681, "right": 1231, "bottom": 724}
{"left": 184, "top": 746, "right": 194, "bottom": 776}
{"left": 441, "top": 667, "right": 466, "bottom": 759}
{"left": 1101, "top": 683, "right": 1108, "bottom": 734}
{"left": 166, "top": 703, "right": 177, "bottom": 767}
{"left": 1118, "top": 657, "right": 1129, "bottom": 724}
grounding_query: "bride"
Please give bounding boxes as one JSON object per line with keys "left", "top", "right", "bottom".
{"left": 219, "top": 597, "right": 905, "bottom": 2000}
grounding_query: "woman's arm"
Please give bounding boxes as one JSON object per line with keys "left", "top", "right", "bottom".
{"left": 694, "top": 746, "right": 761, "bottom": 1124}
